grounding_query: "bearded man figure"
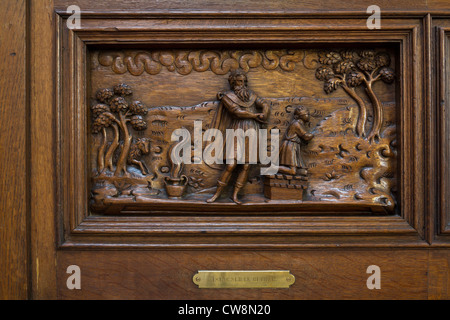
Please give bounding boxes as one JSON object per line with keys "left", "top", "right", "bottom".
{"left": 206, "top": 69, "right": 269, "bottom": 204}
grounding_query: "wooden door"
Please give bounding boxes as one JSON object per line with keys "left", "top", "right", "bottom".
{"left": 2, "top": 0, "right": 450, "bottom": 300}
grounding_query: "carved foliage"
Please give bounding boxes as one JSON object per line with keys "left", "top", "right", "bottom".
{"left": 315, "top": 50, "right": 395, "bottom": 142}
{"left": 92, "top": 84, "right": 149, "bottom": 176}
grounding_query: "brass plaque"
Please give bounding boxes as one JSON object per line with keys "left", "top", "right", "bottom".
{"left": 193, "top": 270, "right": 295, "bottom": 289}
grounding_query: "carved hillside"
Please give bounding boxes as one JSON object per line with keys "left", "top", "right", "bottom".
{"left": 90, "top": 94, "right": 397, "bottom": 212}
{"left": 304, "top": 102, "right": 397, "bottom": 211}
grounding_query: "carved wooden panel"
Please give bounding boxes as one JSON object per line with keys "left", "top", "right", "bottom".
{"left": 55, "top": 14, "right": 427, "bottom": 248}
{"left": 436, "top": 20, "right": 450, "bottom": 243}
{"left": 89, "top": 48, "right": 397, "bottom": 214}
{"left": 11, "top": 0, "right": 449, "bottom": 301}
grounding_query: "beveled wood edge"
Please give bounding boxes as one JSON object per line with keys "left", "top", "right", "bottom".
{"left": 63, "top": 215, "right": 428, "bottom": 249}
{"left": 59, "top": 241, "right": 431, "bottom": 250}
{"left": 424, "top": 14, "right": 435, "bottom": 246}
{"left": 29, "top": 0, "right": 57, "bottom": 299}
{"left": 54, "top": 9, "right": 450, "bottom": 19}
{"left": 0, "top": 0, "right": 29, "bottom": 300}
{"left": 56, "top": 15, "right": 431, "bottom": 248}
{"left": 72, "top": 215, "right": 416, "bottom": 235}
{"left": 436, "top": 25, "right": 450, "bottom": 236}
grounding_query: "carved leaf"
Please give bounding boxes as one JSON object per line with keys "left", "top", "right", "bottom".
{"left": 129, "top": 101, "right": 148, "bottom": 116}
{"left": 346, "top": 71, "right": 364, "bottom": 87}
{"left": 130, "top": 115, "right": 147, "bottom": 131}
{"left": 378, "top": 67, "right": 395, "bottom": 83}
{"left": 318, "top": 51, "right": 342, "bottom": 65}
{"left": 96, "top": 88, "right": 114, "bottom": 103}
{"left": 114, "top": 83, "right": 133, "bottom": 96}
{"left": 359, "top": 50, "right": 375, "bottom": 59}
{"left": 91, "top": 104, "right": 110, "bottom": 117}
{"left": 375, "top": 53, "right": 391, "bottom": 68}
{"left": 340, "top": 50, "right": 357, "bottom": 60}
{"left": 110, "top": 96, "right": 129, "bottom": 113}
{"left": 92, "top": 113, "right": 115, "bottom": 133}
{"left": 323, "top": 78, "right": 342, "bottom": 94}
{"left": 333, "top": 60, "right": 355, "bottom": 75}
{"left": 357, "top": 58, "right": 377, "bottom": 72}
{"left": 315, "top": 66, "right": 334, "bottom": 81}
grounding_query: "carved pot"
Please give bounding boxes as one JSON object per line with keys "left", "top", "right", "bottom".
{"left": 164, "top": 175, "right": 188, "bottom": 199}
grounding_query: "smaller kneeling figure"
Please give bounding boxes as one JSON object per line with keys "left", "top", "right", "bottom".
{"left": 263, "top": 106, "right": 314, "bottom": 200}
{"left": 277, "top": 106, "right": 314, "bottom": 175}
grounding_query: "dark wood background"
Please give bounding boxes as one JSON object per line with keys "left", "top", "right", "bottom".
{"left": 1, "top": 0, "right": 450, "bottom": 300}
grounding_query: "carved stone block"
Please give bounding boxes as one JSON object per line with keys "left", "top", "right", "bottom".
{"left": 263, "top": 174, "right": 307, "bottom": 200}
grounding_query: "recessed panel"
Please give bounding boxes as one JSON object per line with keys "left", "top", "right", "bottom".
{"left": 88, "top": 48, "right": 398, "bottom": 215}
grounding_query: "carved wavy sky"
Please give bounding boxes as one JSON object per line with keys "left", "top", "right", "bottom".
{"left": 98, "top": 50, "right": 310, "bottom": 76}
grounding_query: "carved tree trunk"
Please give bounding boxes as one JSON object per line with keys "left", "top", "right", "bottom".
{"left": 105, "top": 123, "right": 119, "bottom": 171}
{"left": 114, "top": 115, "right": 131, "bottom": 176}
{"left": 97, "top": 128, "right": 107, "bottom": 173}
{"left": 342, "top": 85, "right": 367, "bottom": 137}
{"left": 365, "top": 82, "right": 383, "bottom": 142}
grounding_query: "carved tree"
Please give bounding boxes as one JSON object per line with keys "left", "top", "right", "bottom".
{"left": 315, "top": 50, "right": 395, "bottom": 142}
{"left": 92, "top": 84, "right": 148, "bottom": 176}
{"left": 92, "top": 102, "right": 114, "bottom": 173}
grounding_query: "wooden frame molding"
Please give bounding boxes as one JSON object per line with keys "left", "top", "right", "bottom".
{"left": 54, "top": 13, "right": 430, "bottom": 249}
{"left": 29, "top": 0, "right": 58, "bottom": 299}
{"left": 0, "top": 0, "right": 29, "bottom": 300}
{"left": 0, "top": 0, "right": 444, "bottom": 300}
{"left": 435, "top": 20, "right": 450, "bottom": 245}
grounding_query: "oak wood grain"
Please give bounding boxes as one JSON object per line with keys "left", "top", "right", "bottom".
{"left": 56, "top": 14, "right": 426, "bottom": 249}
{"left": 29, "top": 0, "right": 57, "bottom": 299}
{"left": 3, "top": 0, "right": 448, "bottom": 300}
{"left": 54, "top": 0, "right": 431, "bottom": 13}
{"left": 428, "top": 250, "right": 450, "bottom": 299}
{"left": 0, "top": 0, "right": 28, "bottom": 300}
{"left": 434, "top": 20, "right": 450, "bottom": 245}
{"left": 57, "top": 250, "right": 429, "bottom": 300}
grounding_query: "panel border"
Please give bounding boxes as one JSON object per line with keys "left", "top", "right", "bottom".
{"left": 56, "top": 13, "right": 428, "bottom": 248}
{"left": 434, "top": 23, "right": 450, "bottom": 244}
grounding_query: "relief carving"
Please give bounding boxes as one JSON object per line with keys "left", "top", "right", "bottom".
{"left": 206, "top": 69, "right": 270, "bottom": 204}
{"left": 92, "top": 84, "right": 149, "bottom": 177}
{"left": 315, "top": 50, "right": 395, "bottom": 142}
{"left": 264, "top": 106, "right": 314, "bottom": 200}
{"left": 89, "top": 48, "right": 397, "bottom": 214}
{"left": 97, "top": 50, "right": 305, "bottom": 76}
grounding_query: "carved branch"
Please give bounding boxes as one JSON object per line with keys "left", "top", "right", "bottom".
{"left": 105, "top": 123, "right": 119, "bottom": 172}
{"left": 97, "top": 128, "right": 107, "bottom": 173}
{"left": 365, "top": 82, "right": 383, "bottom": 143}
{"left": 342, "top": 85, "right": 368, "bottom": 138}
{"left": 114, "top": 112, "right": 132, "bottom": 176}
